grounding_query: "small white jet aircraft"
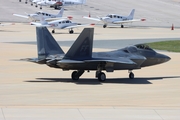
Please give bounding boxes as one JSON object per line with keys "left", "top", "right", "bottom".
{"left": 13, "top": 8, "right": 71, "bottom": 22}
{"left": 83, "top": 9, "right": 146, "bottom": 28}
{"left": 30, "top": 16, "right": 94, "bottom": 34}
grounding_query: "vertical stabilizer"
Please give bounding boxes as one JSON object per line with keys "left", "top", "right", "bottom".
{"left": 63, "top": 28, "right": 94, "bottom": 60}
{"left": 36, "top": 27, "right": 64, "bottom": 60}
{"left": 127, "top": 9, "right": 135, "bottom": 20}
{"left": 57, "top": 7, "right": 64, "bottom": 17}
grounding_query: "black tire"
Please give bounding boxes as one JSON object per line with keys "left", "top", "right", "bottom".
{"left": 71, "top": 71, "right": 79, "bottom": 80}
{"left": 69, "top": 30, "right": 74, "bottom": 34}
{"left": 121, "top": 25, "right": 124, "bottom": 28}
{"left": 52, "top": 30, "right": 55, "bottom": 33}
{"left": 103, "top": 25, "right": 106, "bottom": 28}
{"left": 129, "top": 72, "right": 134, "bottom": 79}
{"left": 98, "top": 72, "right": 106, "bottom": 81}
{"left": 40, "top": 7, "right": 42, "bottom": 9}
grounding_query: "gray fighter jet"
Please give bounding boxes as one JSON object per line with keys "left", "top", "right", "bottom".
{"left": 25, "top": 27, "right": 171, "bottom": 81}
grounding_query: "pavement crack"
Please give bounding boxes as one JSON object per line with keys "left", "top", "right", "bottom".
{"left": 154, "top": 109, "right": 164, "bottom": 120}
{"left": 78, "top": 109, "right": 85, "bottom": 120}
{"left": 1, "top": 108, "right": 6, "bottom": 120}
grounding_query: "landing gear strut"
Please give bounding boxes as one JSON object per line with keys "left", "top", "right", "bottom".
{"left": 103, "top": 24, "right": 107, "bottom": 28}
{"left": 128, "top": 70, "right": 134, "bottom": 79}
{"left": 71, "top": 70, "right": 84, "bottom": 80}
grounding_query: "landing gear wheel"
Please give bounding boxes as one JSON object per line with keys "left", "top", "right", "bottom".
{"left": 19, "top": 0, "right": 21, "bottom": 2}
{"left": 52, "top": 30, "right": 55, "bottom": 33}
{"left": 129, "top": 72, "right": 134, "bottom": 79}
{"left": 31, "top": 3, "right": 33, "bottom": 6}
{"left": 35, "top": 5, "right": 38, "bottom": 7}
{"left": 103, "top": 24, "right": 107, "bottom": 28}
{"left": 40, "top": 7, "right": 42, "bottom": 9}
{"left": 98, "top": 72, "right": 106, "bottom": 81}
{"left": 25, "top": 2, "right": 27, "bottom": 4}
{"left": 69, "top": 30, "right": 74, "bottom": 34}
{"left": 71, "top": 71, "right": 79, "bottom": 80}
{"left": 121, "top": 25, "right": 124, "bottom": 28}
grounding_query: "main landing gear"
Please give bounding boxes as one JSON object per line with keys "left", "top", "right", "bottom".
{"left": 69, "top": 29, "right": 74, "bottom": 34}
{"left": 71, "top": 70, "right": 84, "bottom": 80}
{"left": 128, "top": 70, "right": 134, "bottom": 79}
{"left": 70, "top": 69, "right": 134, "bottom": 81}
{"left": 121, "top": 24, "right": 124, "bottom": 28}
{"left": 103, "top": 24, "right": 107, "bottom": 28}
{"left": 40, "top": 6, "right": 42, "bottom": 9}
{"left": 52, "top": 29, "right": 55, "bottom": 33}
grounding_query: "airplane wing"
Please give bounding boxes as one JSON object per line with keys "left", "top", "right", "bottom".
{"left": 83, "top": 16, "right": 101, "bottom": 21}
{"left": 63, "top": 23, "right": 95, "bottom": 29}
{"left": 59, "top": 57, "right": 136, "bottom": 65}
{"left": 13, "top": 14, "right": 29, "bottom": 19}
{"left": 113, "top": 18, "right": 146, "bottom": 24}
{"left": 0, "top": 23, "right": 15, "bottom": 26}
{"left": 84, "top": 57, "right": 136, "bottom": 65}
{"left": 30, "top": 22, "right": 52, "bottom": 27}
{"left": 45, "top": 16, "right": 73, "bottom": 21}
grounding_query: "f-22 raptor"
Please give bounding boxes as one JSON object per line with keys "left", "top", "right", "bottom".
{"left": 25, "top": 27, "right": 171, "bottom": 81}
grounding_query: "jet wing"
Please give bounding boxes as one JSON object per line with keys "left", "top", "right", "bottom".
{"left": 58, "top": 57, "right": 135, "bottom": 65}
{"left": 58, "top": 59, "right": 84, "bottom": 64}
{"left": 84, "top": 57, "right": 136, "bottom": 65}
{"left": 63, "top": 24, "right": 95, "bottom": 29}
{"left": 113, "top": 18, "right": 146, "bottom": 24}
{"left": 83, "top": 16, "right": 101, "bottom": 21}
{"left": 13, "top": 14, "right": 29, "bottom": 19}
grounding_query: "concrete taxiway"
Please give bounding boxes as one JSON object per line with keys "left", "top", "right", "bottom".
{"left": 0, "top": 0, "right": 180, "bottom": 119}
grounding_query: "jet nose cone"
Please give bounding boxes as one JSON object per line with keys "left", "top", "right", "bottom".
{"left": 157, "top": 53, "right": 171, "bottom": 63}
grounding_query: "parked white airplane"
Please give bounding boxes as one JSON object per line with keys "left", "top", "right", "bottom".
{"left": 83, "top": 9, "right": 146, "bottom": 28}
{"left": 60, "top": 0, "right": 86, "bottom": 6}
{"left": 13, "top": 8, "right": 72, "bottom": 22}
{"left": 37, "top": 0, "right": 86, "bottom": 9}
{"left": 37, "top": 0, "right": 57, "bottom": 9}
{"left": 30, "top": 16, "right": 94, "bottom": 34}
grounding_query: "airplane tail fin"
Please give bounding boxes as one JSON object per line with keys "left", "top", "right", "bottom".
{"left": 57, "top": 7, "right": 64, "bottom": 17}
{"left": 63, "top": 28, "right": 94, "bottom": 60}
{"left": 36, "top": 27, "right": 64, "bottom": 60}
{"left": 127, "top": 9, "right": 135, "bottom": 20}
